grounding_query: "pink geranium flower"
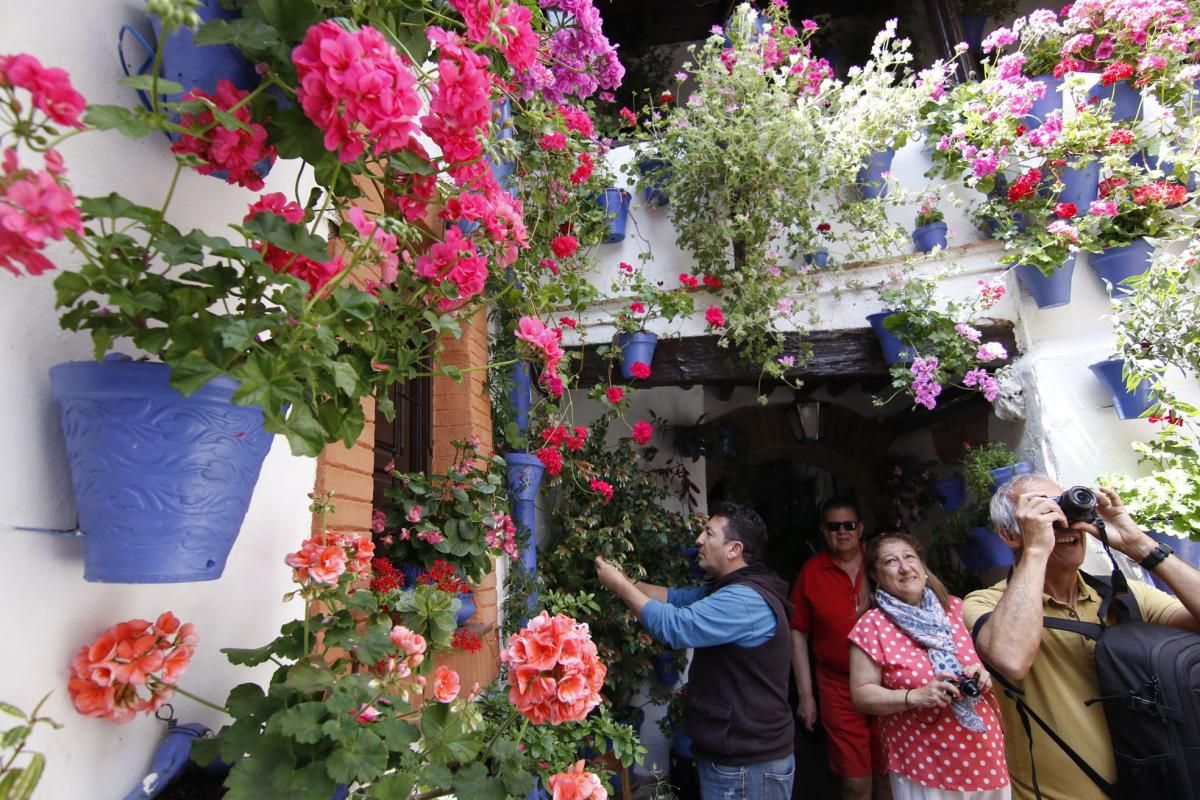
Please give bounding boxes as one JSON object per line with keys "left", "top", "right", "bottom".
{"left": 548, "top": 760, "right": 608, "bottom": 800}
{"left": 502, "top": 611, "right": 606, "bottom": 725}
{"left": 170, "top": 80, "right": 276, "bottom": 190}
{"left": 434, "top": 665, "right": 461, "bottom": 703}
{"left": 631, "top": 421, "right": 653, "bottom": 445}
{"left": 0, "top": 148, "right": 83, "bottom": 276}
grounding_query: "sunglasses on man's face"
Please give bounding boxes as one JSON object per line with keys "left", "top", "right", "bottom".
{"left": 824, "top": 521, "right": 860, "bottom": 532}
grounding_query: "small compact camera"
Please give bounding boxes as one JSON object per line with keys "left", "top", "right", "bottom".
{"left": 1051, "top": 486, "right": 1099, "bottom": 524}
{"left": 949, "top": 673, "right": 981, "bottom": 699}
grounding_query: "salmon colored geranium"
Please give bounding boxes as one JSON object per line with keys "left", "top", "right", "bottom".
{"left": 285, "top": 530, "right": 375, "bottom": 587}
{"left": 68, "top": 612, "right": 197, "bottom": 724}
{"left": 501, "top": 611, "right": 605, "bottom": 725}
{"left": 547, "top": 760, "right": 608, "bottom": 800}
{"left": 433, "top": 665, "right": 461, "bottom": 702}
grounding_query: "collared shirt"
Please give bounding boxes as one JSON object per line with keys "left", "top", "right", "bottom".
{"left": 963, "top": 573, "right": 1183, "bottom": 800}
{"left": 641, "top": 585, "right": 776, "bottom": 650}
{"left": 789, "top": 549, "right": 863, "bottom": 674}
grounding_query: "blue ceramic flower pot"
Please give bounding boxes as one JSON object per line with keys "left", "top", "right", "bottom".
{"left": 1016, "top": 254, "right": 1076, "bottom": 309}
{"left": 866, "top": 311, "right": 911, "bottom": 365}
{"left": 124, "top": 722, "right": 212, "bottom": 799}
{"left": 455, "top": 590, "right": 476, "bottom": 626}
{"left": 988, "top": 462, "right": 1031, "bottom": 492}
{"left": 1089, "top": 358, "right": 1155, "bottom": 419}
{"left": 856, "top": 147, "right": 895, "bottom": 199}
{"left": 1058, "top": 161, "right": 1099, "bottom": 210}
{"left": 912, "top": 221, "right": 948, "bottom": 253}
{"left": 638, "top": 158, "right": 670, "bottom": 207}
{"left": 1022, "top": 74, "right": 1062, "bottom": 129}
{"left": 1089, "top": 239, "right": 1153, "bottom": 299}
{"left": 596, "top": 188, "right": 631, "bottom": 243}
{"left": 961, "top": 14, "right": 988, "bottom": 51}
{"left": 50, "top": 359, "right": 274, "bottom": 583}
{"left": 957, "top": 527, "right": 1014, "bottom": 574}
{"left": 803, "top": 248, "right": 829, "bottom": 268}
{"left": 617, "top": 331, "right": 658, "bottom": 379}
{"left": 933, "top": 475, "right": 967, "bottom": 511}
{"left": 505, "top": 452, "right": 545, "bottom": 503}
{"left": 652, "top": 652, "right": 679, "bottom": 686}
{"left": 1088, "top": 79, "right": 1142, "bottom": 122}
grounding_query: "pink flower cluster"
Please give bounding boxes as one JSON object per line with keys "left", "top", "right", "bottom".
{"left": 588, "top": 478, "right": 613, "bottom": 503}
{"left": 285, "top": 530, "right": 375, "bottom": 587}
{"left": 292, "top": 21, "right": 422, "bottom": 163}
{"left": 485, "top": 512, "right": 520, "bottom": 559}
{"left": 415, "top": 225, "right": 490, "bottom": 309}
{"left": 502, "top": 610, "right": 606, "bottom": 725}
{"left": 449, "top": 0, "right": 539, "bottom": 71}
{"left": 548, "top": 760, "right": 608, "bottom": 800}
{"left": 424, "top": 28, "right": 494, "bottom": 185}
{"left": 1, "top": 148, "right": 82, "bottom": 276}
{"left": 963, "top": 368, "right": 1000, "bottom": 402}
{"left": 169, "top": 80, "right": 276, "bottom": 190}
{"left": 244, "top": 193, "right": 343, "bottom": 296}
{"left": 514, "top": 315, "right": 566, "bottom": 396}
{"left": 535, "top": 423, "right": 588, "bottom": 476}
{"left": 519, "top": 0, "right": 624, "bottom": 103}
{"left": 631, "top": 420, "right": 653, "bottom": 445}
{"left": 0, "top": 53, "right": 87, "bottom": 128}
{"left": 910, "top": 356, "right": 942, "bottom": 411}
{"left": 385, "top": 624, "right": 427, "bottom": 678}
{"left": 69, "top": 612, "right": 197, "bottom": 724}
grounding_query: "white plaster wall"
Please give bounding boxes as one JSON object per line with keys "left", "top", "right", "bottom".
{"left": 1, "top": 3, "right": 316, "bottom": 797}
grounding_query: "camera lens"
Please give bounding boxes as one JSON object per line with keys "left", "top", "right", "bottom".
{"left": 1058, "top": 486, "right": 1098, "bottom": 523}
{"left": 958, "top": 675, "right": 981, "bottom": 698}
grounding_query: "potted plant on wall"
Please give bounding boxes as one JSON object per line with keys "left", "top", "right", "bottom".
{"left": 956, "top": 0, "right": 1018, "bottom": 52}
{"left": 872, "top": 274, "right": 1012, "bottom": 410}
{"left": 608, "top": 261, "right": 696, "bottom": 379}
{"left": 912, "top": 194, "right": 948, "bottom": 252}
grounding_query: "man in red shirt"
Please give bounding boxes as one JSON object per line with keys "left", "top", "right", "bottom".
{"left": 791, "top": 499, "right": 888, "bottom": 800}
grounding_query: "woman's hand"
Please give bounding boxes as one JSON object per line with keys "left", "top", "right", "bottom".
{"left": 911, "top": 675, "right": 961, "bottom": 709}
{"left": 962, "top": 663, "right": 993, "bottom": 696}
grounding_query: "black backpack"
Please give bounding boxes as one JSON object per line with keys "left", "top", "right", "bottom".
{"left": 973, "top": 558, "right": 1200, "bottom": 800}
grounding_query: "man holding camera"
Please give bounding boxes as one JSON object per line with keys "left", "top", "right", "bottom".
{"left": 963, "top": 474, "right": 1200, "bottom": 800}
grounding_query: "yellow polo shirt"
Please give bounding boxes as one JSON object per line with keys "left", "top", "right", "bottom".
{"left": 963, "top": 574, "right": 1183, "bottom": 800}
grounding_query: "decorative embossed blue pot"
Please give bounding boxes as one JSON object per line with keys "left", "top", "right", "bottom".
{"left": 50, "top": 358, "right": 274, "bottom": 583}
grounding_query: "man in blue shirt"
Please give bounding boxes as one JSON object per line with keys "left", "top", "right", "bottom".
{"left": 595, "top": 501, "right": 795, "bottom": 800}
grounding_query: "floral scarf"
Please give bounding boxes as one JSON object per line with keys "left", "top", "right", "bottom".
{"left": 875, "top": 587, "right": 985, "bottom": 732}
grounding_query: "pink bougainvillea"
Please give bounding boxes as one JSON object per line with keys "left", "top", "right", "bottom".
{"left": 68, "top": 612, "right": 198, "bottom": 724}
{"left": 169, "top": 80, "right": 276, "bottom": 190}
{"left": 502, "top": 611, "right": 606, "bottom": 725}
{"left": 292, "top": 21, "right": 422, "bottom": 163}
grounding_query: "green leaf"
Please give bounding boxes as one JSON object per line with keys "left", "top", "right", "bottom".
{"left": 325, "top": 728, "right": 388, "bottom": 784}
{"left": 255, "top": 0, "right": 325, "bottom": 42}
{"left": 273, "top": 702, "right": 328, "bottom": 744}
{"left": 118, "top": 75, "right": 184, "bottom": 95}
{"left": 442, "top": 364, "right": 463, "bottom": 382}
{"left": 223, "top": 641, "right": 279, "bottom": 667}
{"left": 243, "top": 214, "right": 330, "bottom": 262}
{"left": 331, "top": 360, "right": 360, "bottom": 396}
{"left": 193, "top": 17, "right": 281, "bottom": 53}
{"left": 9, "top": 752, "right": 44, "bottom": 800}
{"left": 420, "top": 701, "right": 482, "bottom": 763}
{"left": 344, "top": 589, "right": 379, "bottom": 614}
{"left": 422, "top": 763, "right": 455, "bottom": 789}
{"left": 223, "top": 735, "right": 298, "bottom": 799}
{"left": 279, "top": 402, "right": 328, "bottom": 458}
{"left": 1, "top": 725, "right": 31, "bottom": 748}
{"left": 375, "top": 716, "right": 419, "bottom": 752}
{"left": 84, "top": 105, "right": 152, "bottom": 139}
{"left": 368, "top": 773, "right": 416, "bottom": 800}
{"left": 225, "top": 683, "right": 269, "bottom": 720}
{"left": 168, "top": 352, "right": 224, "bottom": 396}
{"left": 452, "top": 762, "right": 508, "bottom": 800}
{"left": 215, "top": 717, "right": 269, "bottom": 765}
{"left": 0, "top": 701, "right": 25, "bottom": 717}
{"left": 283, "top": 659, "right": 335, "bottom": 694}
{"left": 267, "top": 106, "right": 329, "bottom": 164}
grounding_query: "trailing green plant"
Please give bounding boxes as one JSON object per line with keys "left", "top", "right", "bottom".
{"left": 962, "top": 441, "right": 1019, "bottom": 498}
{"left": 1100, "top": 426, "right": 1200, "bottom": 542}
{"left": 0, "top": 694, "right": 60, "bottom": 800}
{"left": 915, "top": 194, "right": 946, "bottom": 228}
{"left": 539, "top": 411, "right": 696, "bottom": 721}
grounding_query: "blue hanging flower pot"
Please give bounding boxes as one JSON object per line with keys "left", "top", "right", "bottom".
{"left": 957, "top": 527, "right": 1014, "bottom": 574}
{"left": 638, "top": 158, "right": 670, "bottom": 207}
{"left": 988, "top": 461, "right": 1031, "bottom": 493}
{"left": 50, "top": 358, "right": 274, "bottom": 583}
{"left": 1089, "top": 239, "right": 1153, "bottom": 299}
{"left": 856, "top": 147, "right": 895, "bottom": 199}
{"left": 596, "top": 188, "right": 631, "bottom": 243}
{"left": 1022, "top": 74, "right": 1062, "bottom": 129}
{"left": 911, "top": 222, "right": 948, "bottom": 253}
{"left": 1089, "top": 358, "right": 1155, "bottom": 419}
{"left": 617, "top": 331, "right": 658, "bottom": 379}
{"left": 866, "top": 311, "right": 911, "bottom": 365}
{"left": 803, "top": 248, "right": 829, "bottom": 268}
{"left": 1016, "top": 254, "right": 1076, "bottom": 309}
{"left": 933, "top": 475, "right": 966, "bottom": 511}
{"left": 1087, "top": 79, "right": 1142, "bottom": 122}
{"left": 1058, "top": 161, "right": 1099, "bottom": 210}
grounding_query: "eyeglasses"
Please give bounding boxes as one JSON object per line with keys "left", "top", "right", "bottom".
{"left": 824, "top": 521, "right": 860, "bottom": 532}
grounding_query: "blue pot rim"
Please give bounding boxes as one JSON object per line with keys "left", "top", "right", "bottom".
{"left": 505, "top": 452, "right": 545, "bottom": 468}
{"left": 50, "top": 359, "right": 242, "bottom": 403}
{"left": 617, "top": 331, "right": 659, "bottom": 345}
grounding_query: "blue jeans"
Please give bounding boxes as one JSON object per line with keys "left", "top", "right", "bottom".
{"left": 696, "top": 754, "right": 795, "bottom": 800}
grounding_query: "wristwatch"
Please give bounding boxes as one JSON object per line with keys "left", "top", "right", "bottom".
{"left": 1140, "top": 543, "right": 1173, "bottom": 571}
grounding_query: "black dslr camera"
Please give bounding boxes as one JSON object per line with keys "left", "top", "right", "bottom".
{"left": 949, "top": 673, "right": 981, "bottom": 699}
{"left": 1052, "top": 486, "right": 1099, "bottom": 524}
